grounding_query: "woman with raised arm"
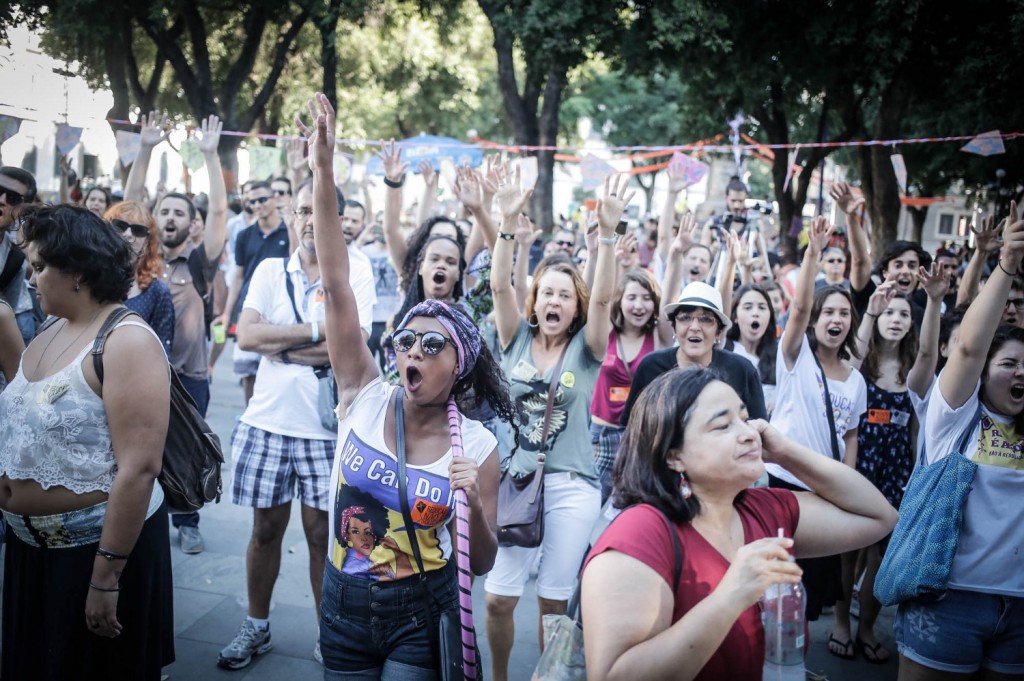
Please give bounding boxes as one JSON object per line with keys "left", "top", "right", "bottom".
{"left": 767, "top": 216, "right": 867, "bottom": 654}
{"left": 300, "top": 94, "right": 517, "bottom": 680}
{"left": 894, "top": 201, "right": 1024, "bottom": 680}
{"left": 484, "top": 171, "right": 627, "bottom": 681}
{"left": 724, "top": 283, "right": 779, "bottom": 415}
{"left": 581, "top": 368, "right": 897, "bottom": 681}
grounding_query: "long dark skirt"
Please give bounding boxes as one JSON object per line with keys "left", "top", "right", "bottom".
{"left": 1, "top": 503, "right": 175, "bottom": 680}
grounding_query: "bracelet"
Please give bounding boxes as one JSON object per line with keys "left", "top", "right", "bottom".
{"left": 89, "top": 581, "right": 120, "bottom": 593}
{"left": 598, "top": 236, "right": 617, "bottom": 245}
{"left": 96, "top": 547, "right": 128, "bottom": 561}
{"left": 281, "top": 350, "right": 291, "bottom": 364}
{"left": 498, "top": 232, "right": 515, "bottom": 241}
{"left": 310, "top": 321, "right": 319, "bottom": 343}
{"left": 864, "top": 312, "right": 878, "bottom": 318}
{"left": 383, "top": 175, "right": 405, "bottom": 189}
{"left": 998, "top": 259, "right": 1018, "bottom": 277}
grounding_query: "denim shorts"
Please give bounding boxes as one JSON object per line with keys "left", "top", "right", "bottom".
{"left": 319, "top": 560, "right": 458, "bottom": 679}
{"left": 895, "top": 588, "right": 1024, "bottom": 674}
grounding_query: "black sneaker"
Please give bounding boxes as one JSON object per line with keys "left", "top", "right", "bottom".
{"left": 217, "top": 620, "right": 272, "bottom": 670}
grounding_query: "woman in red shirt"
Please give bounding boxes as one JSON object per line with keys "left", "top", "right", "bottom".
{"left": 581, "top": 368, "right": 897, "bottom": 680}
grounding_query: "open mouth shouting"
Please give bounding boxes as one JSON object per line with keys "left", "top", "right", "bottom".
{"left": 826, "top": 326, "right": 844, "bottom": 339}
{"left": 1011, "top": 383, "right": 1024, "bottom": 401}
{"left": 404, "top": 364, "right": 424, "bottom": 392}
{"left": 894, "top": 275, "right": 915, "bottom": 293}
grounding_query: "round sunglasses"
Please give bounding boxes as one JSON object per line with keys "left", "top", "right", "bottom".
{"left": 392, "top": 329, "right": 455, "bottom": 356}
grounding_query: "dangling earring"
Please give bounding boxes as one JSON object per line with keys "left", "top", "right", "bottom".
{"left": 528, "top": 313, "right": 539, "bottom": 329}
{"left": 679, "top": 474, "right": 692, "bottom": 500}
{"left": 74, "top": 281, "right": 81, "bottom": 293}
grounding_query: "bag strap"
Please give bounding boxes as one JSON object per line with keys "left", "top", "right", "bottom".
{"left": 91, "top": 307, "right": 140, "bottom": 384}
{"left": 395, "top": 390, "right": 429, "bottom": 578}
{"left": 283, "top": 262, "right": 304, "bottom": 323}
{"left": 538, "top": 342, "right": 570, "bottom": 458}
{"left": 811, "top": 351, "right": 843, "bottom": 461}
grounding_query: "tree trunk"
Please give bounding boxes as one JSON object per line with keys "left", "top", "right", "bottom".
{"left": 908, "top": 206, "right": 927, "bottom": 243}
{"left": 531, "top": 69, "right": 564, "bottom": 230}
{"left": 857, "top": 80, "right": 908, "bottom": 258}
{"left": 318, "top": 0, "right": 343, "bottom": 110}
{"left": 218, "top": 135, "right": 242, "bottom": 190}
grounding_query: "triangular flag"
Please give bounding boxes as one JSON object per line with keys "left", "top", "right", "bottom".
{"left": 115, "top": 130, "right": 141, "bottom": 166}
{"left": 890, "top": 153, "right": 907, "bottom": 194}
{"left": 55, "top": 123, "right": 83, "bottom": 156}
{"left": 0, "top": 115, "right": 23, "bottom": 145}
{"left": 580, "top": 153, "right": 616, "bottom": 191}
{"left": 179, "top": 138, "right": 205, "bottom": 172}
{"left": 960, "top": 130, "right": 1005, "bottom": 156}
{"left": 248, "top": 145, "right": 283, "bottom": 181}
{"left": 668, "top": 151, "right": 709, "bottom": 188}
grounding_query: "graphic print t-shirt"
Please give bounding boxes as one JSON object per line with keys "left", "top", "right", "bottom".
{"left": 327, "top": 378, "right": 496, "bottom": 580}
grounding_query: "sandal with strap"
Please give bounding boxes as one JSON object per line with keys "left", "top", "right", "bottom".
{"left": 856, "top": 636, "right": 890, "bottom": 664}
{"left": 827, "top": 634, "right": 856, "bottom": 660}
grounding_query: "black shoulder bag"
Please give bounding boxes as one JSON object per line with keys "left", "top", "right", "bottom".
{"left": 812, "top": 352, "right": 843, "bottom": 461}
{"left": 495, "top": 342, "right": 569, "bottom": 548}
{"left": 393, "top": 391, "right": 478, "bottom": 681}
{"left": 283, "top": 266, "right": 338, "bottom": 432}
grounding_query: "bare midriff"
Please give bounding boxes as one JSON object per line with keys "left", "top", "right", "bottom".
{"left": 0, "top": 475, "right": 108, "bottom": 516}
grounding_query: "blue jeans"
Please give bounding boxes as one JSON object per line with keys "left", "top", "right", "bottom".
{"left": 319, "top": 560, "right": 458, "bottom": 679}
{"left": 172, "top": 373, "right": 211, "bottom": 529}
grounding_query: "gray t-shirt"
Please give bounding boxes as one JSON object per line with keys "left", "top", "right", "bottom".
{"left": 502, "top": 319, "right": 602, "bottom": 487}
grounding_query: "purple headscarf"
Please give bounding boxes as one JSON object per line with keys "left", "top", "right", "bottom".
{"left": 395, "top": 300, "right": 481, "bottom": 383}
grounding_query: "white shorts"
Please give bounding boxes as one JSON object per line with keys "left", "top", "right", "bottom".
{"left": 485, "top": 472, "right": 601, "bottom": 601}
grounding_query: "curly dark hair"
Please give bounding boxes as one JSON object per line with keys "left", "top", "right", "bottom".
{"left": 336, "top": 486, "right": 391, "bottom": 550}
{"left": 613, "top": 367, "right": 742, "bottom": 523}
{"left": 400, "top": 216, "right": 466, "bottom": 290}
{"left": 454, "top": 331, "right": 521, "bottom": 456}
{"left": 19, "top": 204, "right": 133, "bottom": 303}
{"left": 807, "top": 284, "right": 861, "bottom": 362}
{"left": 727, "top": 284, "right": 777, "bottom": 385}
{"left": 393, "top": 235, "right": 467, "bottom": 327}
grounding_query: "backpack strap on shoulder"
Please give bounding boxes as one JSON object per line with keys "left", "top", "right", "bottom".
{"left": 91, "top": 307, "right": 141, "bottom": 384}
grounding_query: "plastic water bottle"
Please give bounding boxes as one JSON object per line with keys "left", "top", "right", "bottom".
{"left": 760, "top": 581, "right": 806, "bottom": 681}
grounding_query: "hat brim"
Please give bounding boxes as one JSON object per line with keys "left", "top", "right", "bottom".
{"left": 664, "top": 299, "right": 732, "bottom": 332}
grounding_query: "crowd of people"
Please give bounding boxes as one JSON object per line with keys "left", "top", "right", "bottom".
{"left": 0, "top": 94, "right": 1020, "bottom": 681}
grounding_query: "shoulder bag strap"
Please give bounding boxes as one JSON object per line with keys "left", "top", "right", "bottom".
{"left": 394, "top": 390, "right": 429, "bottom": 577}
{"left": 811, "top": 351, "right": 843, "bottom": 461}
{"left": 91, "top": 307, "right": 141, "bottom": 384}
{"left": 283, "top": 262, "right": 304, "bottom": 323}
{"left": 538, "top": 342, "right": 571, "bottom": 456}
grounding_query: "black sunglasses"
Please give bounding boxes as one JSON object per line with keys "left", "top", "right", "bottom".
{"left": 111, "top": 218, "right": 149, "bottom": 238}
{"left": 248, "top": 196, "right": 271, "bottom": 206}
{"left": 555, "top": 239, "right": 575, "bottom": 247}
{"left": 0, "top": 186, "right": 25, "bottom": 206}
{"left": 392, "top": 329, "right": 455, "bottom": 356}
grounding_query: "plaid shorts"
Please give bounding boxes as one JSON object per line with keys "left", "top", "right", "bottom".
{"left": 231, "top": 421, "right": 335, "bottom": 511}
{"left": 590, "top": 422, "right": 624, "bottom": 480}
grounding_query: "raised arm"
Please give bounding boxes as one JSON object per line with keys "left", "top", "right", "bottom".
{"left": 378, "top": 140, "right": 411, "bottom": 282}
{"left": 907, "top": 263, "right": 950, "bottom": 397}
{"left": 196, "top": 116, "right": 228, "bottom": 260}
{"left": 582, "top": 216, "right": 598, "bottom": 289}
{"left": 490, "top": 165, "right": 533, "bottom": 349}
{"left": 755, "top": 420, "right": 897, "bottom": 558}
{"left": 830, "top": 182, "right": 871, "bottom": 292}
{"left": 657, "top": 214, "right": 697, "bottom": 348}
{"left": 286, "top": 136, "right": 309, "bottom": 191}
{"left": 716, "top": 231, "right": 752, "bottom": 318}
{"left": 956, "top": 215, "right": 999, "bottom": 308}
{"left": 655, "top": 163, "right": 688, "bottom": 262}
{"left": 513, "top": 215, "right": 542, "bottom": 313}
{"left": 781, "top": 217, "right": 833, "bottom": 369}
{"left": 586, "top": 175, "right": 635, "bottom": 361}
{"left": 851, "top": 280, "right": 896, "bottom": 371}
{"left": 299, "top": 94, "right": 378, "bottom": 401}
{"left": 123, "top": 111, "right": 169, "bottom": 203}
{"left": 941, "top": 201, "right": 1024, "bottom": 409}
{"left": 453, "top": 165, "right": 499, "bottom": 251}
{"left": 416, "top": 160, "right": 438, "bottom": 227}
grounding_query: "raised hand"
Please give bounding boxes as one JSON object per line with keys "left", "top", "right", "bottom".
{"left": 1000, "top": 201, "right": 1024, "bottom": 273}
{"left": 584, "top": 211, "right": 599, "bottom": 253}
{"left": 866, "top": 279, "right": 898, "bottom": 317}
{"left": 970, "top": 215, "right": 1001, "bottom": 254}
{"left": 493, "top": 163, "right": 533, "bottom": 220}
{"left": 138, "top": 111, "right": 170, "bottom": 147}
{"left": 417, "top": 160, "right": 436, "bottom": 185}
{"left": 917, "top": 262, "right": 950, "bottom": 302}
{"left": 294, "top": 93, "right": 336, "bottom": 174}
{"left": 829, "top": 181, "right": 864, "bottom": 215}
{"left": 452, "top": 165, "right": 483, "bottom": 211}
{"left": 666, "top": 161, "right": 690, "bottom": 194}
{"left": 514, "top": 213, "right": 542, "bottom": 247}
{"left": 726, "top": 230, "right": 752, "bottom": 268}
{"left": 670, "top": 213, "right": 698, "bottom": 256}
{"left": 196, "top": 115, "right": 223, "bottom": 156}
{"left": 616, "top": 231, "right": 640, "bottom": 269}
{"left": 806, "top": 216, "right": 834, "bottom": 258}
{"left": 286, "top": 136, "right": 307, "bottom": 172}
{"left": 596, "top": 174, "right": 636, "bottom": 236}
{"left": 375, "top": 139, "right": 409, "bottom": 184}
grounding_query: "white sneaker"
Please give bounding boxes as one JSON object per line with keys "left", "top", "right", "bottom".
{"left": 217, "top": 619, "right": 272, "bottom": 670}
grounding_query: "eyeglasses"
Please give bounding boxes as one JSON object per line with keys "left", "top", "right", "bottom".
{"left": 293, "top": 207, "right": 343, "bottom": 218}
{"left": 675, "top": 311, "right": 718, "bottom": 327}
{"left": 111, "top": 218, "right": 149, "bottom": 238}
{"left": 554, "top": 239, "right": 575, "bottom": 248}
{"left": 392, "top": 329, "right": 455, "bottom": 356}
{"left": 248, "top": 196, "right": 271, "bottom": 206}
{"left": 994, "top": 359, "right": 1024, "bottom": 372}
{"left": 273, "top": 189, "right": 291, "bottom": 197}
{"left": 1006, "top": 298, "right": 1024, "bottom": 309}
{"left": 0, "top": 186, "right": 25, "bottom": 206}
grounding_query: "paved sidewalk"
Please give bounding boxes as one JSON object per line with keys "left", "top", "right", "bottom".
{"left": 162, "top": 355, "right": 899, "bottom": 680}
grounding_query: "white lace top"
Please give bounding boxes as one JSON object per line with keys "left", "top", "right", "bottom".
{"left": 0, "top": 338, "right": 116, "bottom": 494}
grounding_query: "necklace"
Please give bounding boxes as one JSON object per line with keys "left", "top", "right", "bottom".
{"left": 32, "top": 307, "right": 105, "bottom": 378}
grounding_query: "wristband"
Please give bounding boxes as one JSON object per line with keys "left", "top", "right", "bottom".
{"left": 383, "top": 175, "right": 405, "bottom": 189}
{"left": 498, "top": 232, "right": 515, "bottom": 241}
{"left": 311, "top": 321, "right": 319, "bottom": 343}
{"left": 96, "top": 547, "right": 128, "bottom": 561}
{"left": 89, "top": 581, "right": 120, "bottom": 593}
{"left": 864, "top": 312, "right": 878, "bottom": 318}
{"left": 998, "top": 259, "right": 1018, "bottom": 277}
{"left": 598, "top": 236, "right": 617, "bottom": 245}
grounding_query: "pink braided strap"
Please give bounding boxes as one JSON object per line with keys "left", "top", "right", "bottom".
{"left": 447, "top": 397, "right": 478, "bottom": 679}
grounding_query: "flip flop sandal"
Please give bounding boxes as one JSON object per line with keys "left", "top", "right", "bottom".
{"left": 857, "top": 637, "right": 890, "bottom": 664}
{"left": 827, "top": 634, "right": 856, "bottom": 660}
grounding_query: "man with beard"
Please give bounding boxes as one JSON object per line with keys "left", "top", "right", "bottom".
{"left": 218, "top": 181, "right": 374, "bottom": 669}
{"left": 125, "top": 112, "right": 229, "bottom": 554}
{"left": 0, "top": 166, "right": 38, "bottom": 344}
